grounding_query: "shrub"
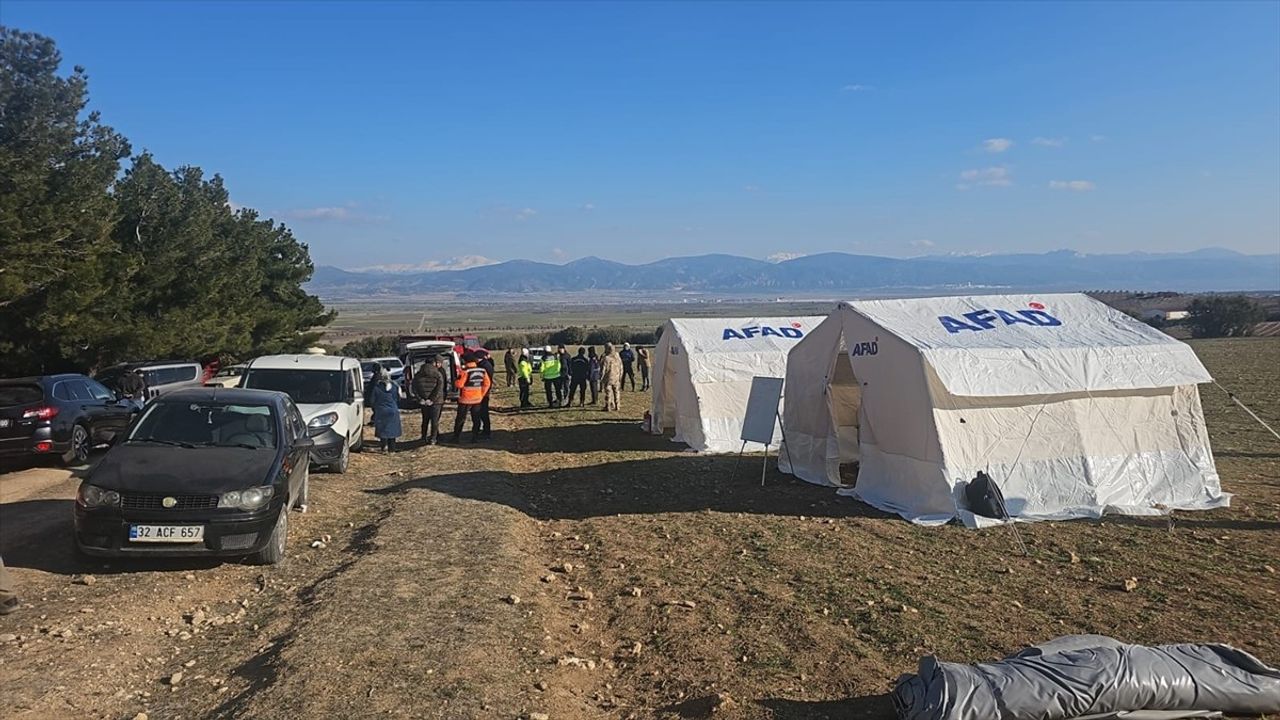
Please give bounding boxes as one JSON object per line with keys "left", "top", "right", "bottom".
{"left": 1186, "top": 296, "right": 1264, "bottom": 338}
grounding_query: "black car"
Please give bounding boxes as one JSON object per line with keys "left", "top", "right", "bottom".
{"left": 74, "top": 387, "right": 313, "bottom": 565}
{"left": 0, "top": 374, "right": 136, "bottom": 465}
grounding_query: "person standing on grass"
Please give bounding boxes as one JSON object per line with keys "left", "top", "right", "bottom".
{"left": 600, "top": 342, "right": 623, "bottom": 411}
{"left": 637, "top": 346, "right": 651, "bottom": 391}
{"left": 452, "top": 352, "right": 491, "bottom": 443}
{"left": 414, "top": 355, "right": 447, "bottom": 445}
{"left": 556, "top": 345, "right": 572, "bottom": 404}
{"left": 619, "top": 342, "right": 637, "bottom": 391}
{"left": 587, "top": 346, "right": 601, "bottom": 405}
{"left": 369, "top": 368, "right": 403, "bottom": 452}
{"left": 503, "top": 348, "right": 517, "bottom": 388}
{"left": 568, "top": 346, "right": 591, "bottom": 407}
{"left": 517, "top": 348, "right": 534, "bottom": 408}
{"left": 540, "top": 345, "right": 563, "bottom": 407}
{"left": 475, "top": 348, "right": 495, "bottom": 439}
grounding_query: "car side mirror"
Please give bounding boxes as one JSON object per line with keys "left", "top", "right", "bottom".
{"left": 294, "top": 436, "right": 315, "bottom": 449}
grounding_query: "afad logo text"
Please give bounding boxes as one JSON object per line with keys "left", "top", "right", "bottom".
{"left": 723, "top": 322, "right": 805, "bottom": 341}
{"left": 850, "top": 337, "right": 878, "bottom": 356}
{"left": 937, "top": 302, "right": 1062, "bottom": 334}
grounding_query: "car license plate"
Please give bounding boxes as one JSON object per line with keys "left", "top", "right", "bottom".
{"left": 129, "top": 525, "right": 205, "bottom": 543}
{"left": 0, "top": 419, "right": 10, "bottom": 428}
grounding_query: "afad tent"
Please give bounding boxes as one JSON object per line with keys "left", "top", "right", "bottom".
{"left": 779, "top": 294, "right": 1229, "bottom": 526}
{"left": 651, "top": 317, "right": 825, "bottom": 453}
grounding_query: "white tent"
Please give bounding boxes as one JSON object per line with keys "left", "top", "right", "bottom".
{"left": 651, "top": 316, "right": 825, "bottom": 453}
{"left": 779, "top": 293, "right": 1229, "bottom": 526}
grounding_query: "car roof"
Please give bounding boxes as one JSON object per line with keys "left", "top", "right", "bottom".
{"left": 152, "top": 386, "right": 287, "bottom": 406}
{"left": 404, "top": 341, "right": 455, "bottom": 351}
{"left": 247, "top": 354, "right": 357, "bottom": 370}
{"left": 0, "top": 374, "right": 88, "bottom": 385}
{"left": 102, "top": 361, "right": 200, "bottom": 371}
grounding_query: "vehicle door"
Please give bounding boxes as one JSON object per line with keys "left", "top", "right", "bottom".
{"left": 347, "top": 366, "right": 364, "bottom": 440}
{"left": 83, "top": 378, "right": 133, "bottom": 440}
{"left": 63, "top": 379, "right": 110, "bottom": 442}
{"left": 283, "top": 400, "right": 309, "bottom": 499}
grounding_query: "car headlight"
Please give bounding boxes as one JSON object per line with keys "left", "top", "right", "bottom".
{"left": 78, "top": 484, "right": 120, "bottom": 508}
{"left": 218, "top": 485, "right": 275, "bottom": 511}
{"left": 307, "top": 412, "right": 339, "bottom": 429}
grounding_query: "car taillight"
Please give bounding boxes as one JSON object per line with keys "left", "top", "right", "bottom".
{"left": 23, "top": 406, "right": 58, "bottom": 420}
{"left": 34, "top": 440, "right": 53, "bottom": 452}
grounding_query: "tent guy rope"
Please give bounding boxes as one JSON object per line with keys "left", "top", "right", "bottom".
{"left": 1215, "top": 381, "right": 1280, "bottom": 443}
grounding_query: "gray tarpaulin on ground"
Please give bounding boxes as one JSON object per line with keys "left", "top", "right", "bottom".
{"left": 892, "top": 635, "right": 1280, "bottom": 720}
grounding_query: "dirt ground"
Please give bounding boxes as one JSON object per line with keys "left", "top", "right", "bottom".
{"left": 1, "top": 338, "right": 1278, "bottom": 720}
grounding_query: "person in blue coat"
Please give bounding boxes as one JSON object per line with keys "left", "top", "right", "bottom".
{"left": 368, "top": 368, "right": 403, "bottom": 452}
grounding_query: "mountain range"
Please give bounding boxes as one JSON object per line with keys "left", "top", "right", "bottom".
{"left": 307, "top": 248, "right": 1280, "bottom": 299}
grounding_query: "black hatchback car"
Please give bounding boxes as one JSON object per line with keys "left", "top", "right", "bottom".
{"left": 74, "top": 387, "right": 313, "bottom": 565}
{"left": 0, "top": 374, "right": 136, "bottom": 465}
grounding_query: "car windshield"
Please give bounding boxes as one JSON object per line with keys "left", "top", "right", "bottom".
{"left": 130, "top": 401, "right": 277, "bottom": 449}
{"left": 382, "top": 359, "right": 403, "bottom": 369}
{"left": 242, "top": 369, "right": 346, "bottom": 405}
{"left": 360, "top": 362, "right": 379, "bottom": 373}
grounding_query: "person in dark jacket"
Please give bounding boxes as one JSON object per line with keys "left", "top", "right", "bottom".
{"left": 619, "top": 343, "right": 636, "bottom": 391}
{"left": 413, "top": 356, "right": 447, "bottom": 445}
{"left": 476, "top": 349, "right": 495, "bottom": 438}
{"left": 369, "top": 369, "right": 403, "bottom": 452}
{"left": 503, "top": 349, "right": 517, "bottom": 387}
{"left": 587, "top": 346, "right": 601, "bottom": 405}
{"left": 556, "top": 345, "right": 572, "bottom": 404}
{"left": 567, "top": 347, "right": 591, "bottom": 407}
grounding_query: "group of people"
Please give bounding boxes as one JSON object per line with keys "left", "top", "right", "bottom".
{"left": 363, "top": 349, "right": 496, "bottom": 451}
{"left": 363, "top": 342, "right": 654, "bottom": 450}
{"left": 504, "top": 342, "right": 648, "bottom": 410}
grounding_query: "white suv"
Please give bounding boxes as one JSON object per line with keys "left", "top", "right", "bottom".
{"left": 239, "top": 354, "right": 365, "bottom": 473}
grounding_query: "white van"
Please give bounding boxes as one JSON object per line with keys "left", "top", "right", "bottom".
{"left": 238, "top": 354, "right": 364, "bottom": 473}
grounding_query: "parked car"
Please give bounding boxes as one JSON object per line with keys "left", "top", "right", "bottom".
{"left": 96, "top": 361, "right": 205, "bottom": 404}
{"left": 360, "top": 357, "right": 404, "bottom": 385}
{"left": 0, "top": 374, "right": 137, "bottom": 466}
{"left": 400, "top": 340, "right": 460, "bottom": 406}
{"left": 238, "top": 354, "right": 364, "bottom": 473}
{"left": 528, "top": 347, "right": 548, "bottom": 373}
{"left": 73, "top": 387, "right": 312, "bottom": 565}
{"left": 206, "top": 364, "right": 246, "bottom": 389}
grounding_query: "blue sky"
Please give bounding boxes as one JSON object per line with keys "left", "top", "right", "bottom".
{"left": 6, "top": 1, "right": 1279, "bottom": 269}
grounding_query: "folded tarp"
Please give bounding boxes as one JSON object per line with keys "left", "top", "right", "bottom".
{"left": 892, "top": 635, "right": 1280, "bottom": 720}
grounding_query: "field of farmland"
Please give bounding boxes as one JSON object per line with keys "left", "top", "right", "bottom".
{"left": 0, "top": 337, "right": 1276, "bottom": 719}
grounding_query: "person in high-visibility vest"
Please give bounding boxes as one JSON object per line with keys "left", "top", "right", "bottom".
{"left": 451, "top": 353, "right": 492, "bottom": 443}
{"left": 540, "top": 345, "right": 563, "bottom": 407}
{"left": 517, "top": 349, "right": 534, "bottom": 408}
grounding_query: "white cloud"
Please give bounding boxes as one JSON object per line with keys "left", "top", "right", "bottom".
{"left": 227, "top": 200, "right": 244, "bottom": 213}
{"left": 1031, "top": 136, "right": 1066, "bottom": 147}
{"left": 841, "top": 83, "right": 873, "bottom": 92}
{"left": 909, "top": 239, "right": 936, "bottom": 249}
{"left": 280, "top": 204, "right": 385, "bottom": 223}
{"left": 515, "top": 207, "right": 537, "bottom": 222}
{"left": 956, "top": 166, "right": 1012, "bottom": 190}
{"left": 982, "top": 138, "right": 1014, "bottom": 153}
{"left": 282, "top": 206, "right": 355, "bottom": 221}
{"left": 744, "top": 184, "right": 762, "bottom": 193}
{"left": 767, "top": 252, "right": 806, "bottom": 263}
{"left": 551, "top": 247, "right": 567, "bottom": 260}
{"left": 581, "top": 202, "right": 595, "bottom": 212}
{"left": 1048, "top": 180, "right": 1096, "bottom": 192}
{"left": 355, "top": 255, "right": 498, "bottom": 273}
{"left": 1090, "top": 134, "right": 1108, "bottom": 142}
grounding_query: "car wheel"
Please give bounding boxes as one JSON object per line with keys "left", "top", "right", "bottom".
{"left": 294, "top": 468, "right": 310, "bottom": 512}
{"left": 249, "top": 509, "right": 288, "bottom": 565}
{"left": 351, "top": 429, "right": 364, "bottom": 453}
{"left": 61, "top": 424, "right": 90, "bottom": 467}
{"left": 330, "top": 443, "right": 350, "bottom": 474}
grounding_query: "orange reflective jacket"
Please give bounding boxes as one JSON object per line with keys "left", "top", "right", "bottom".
{"left": 455, "top": 362, "right": 491, "bottom": 405}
